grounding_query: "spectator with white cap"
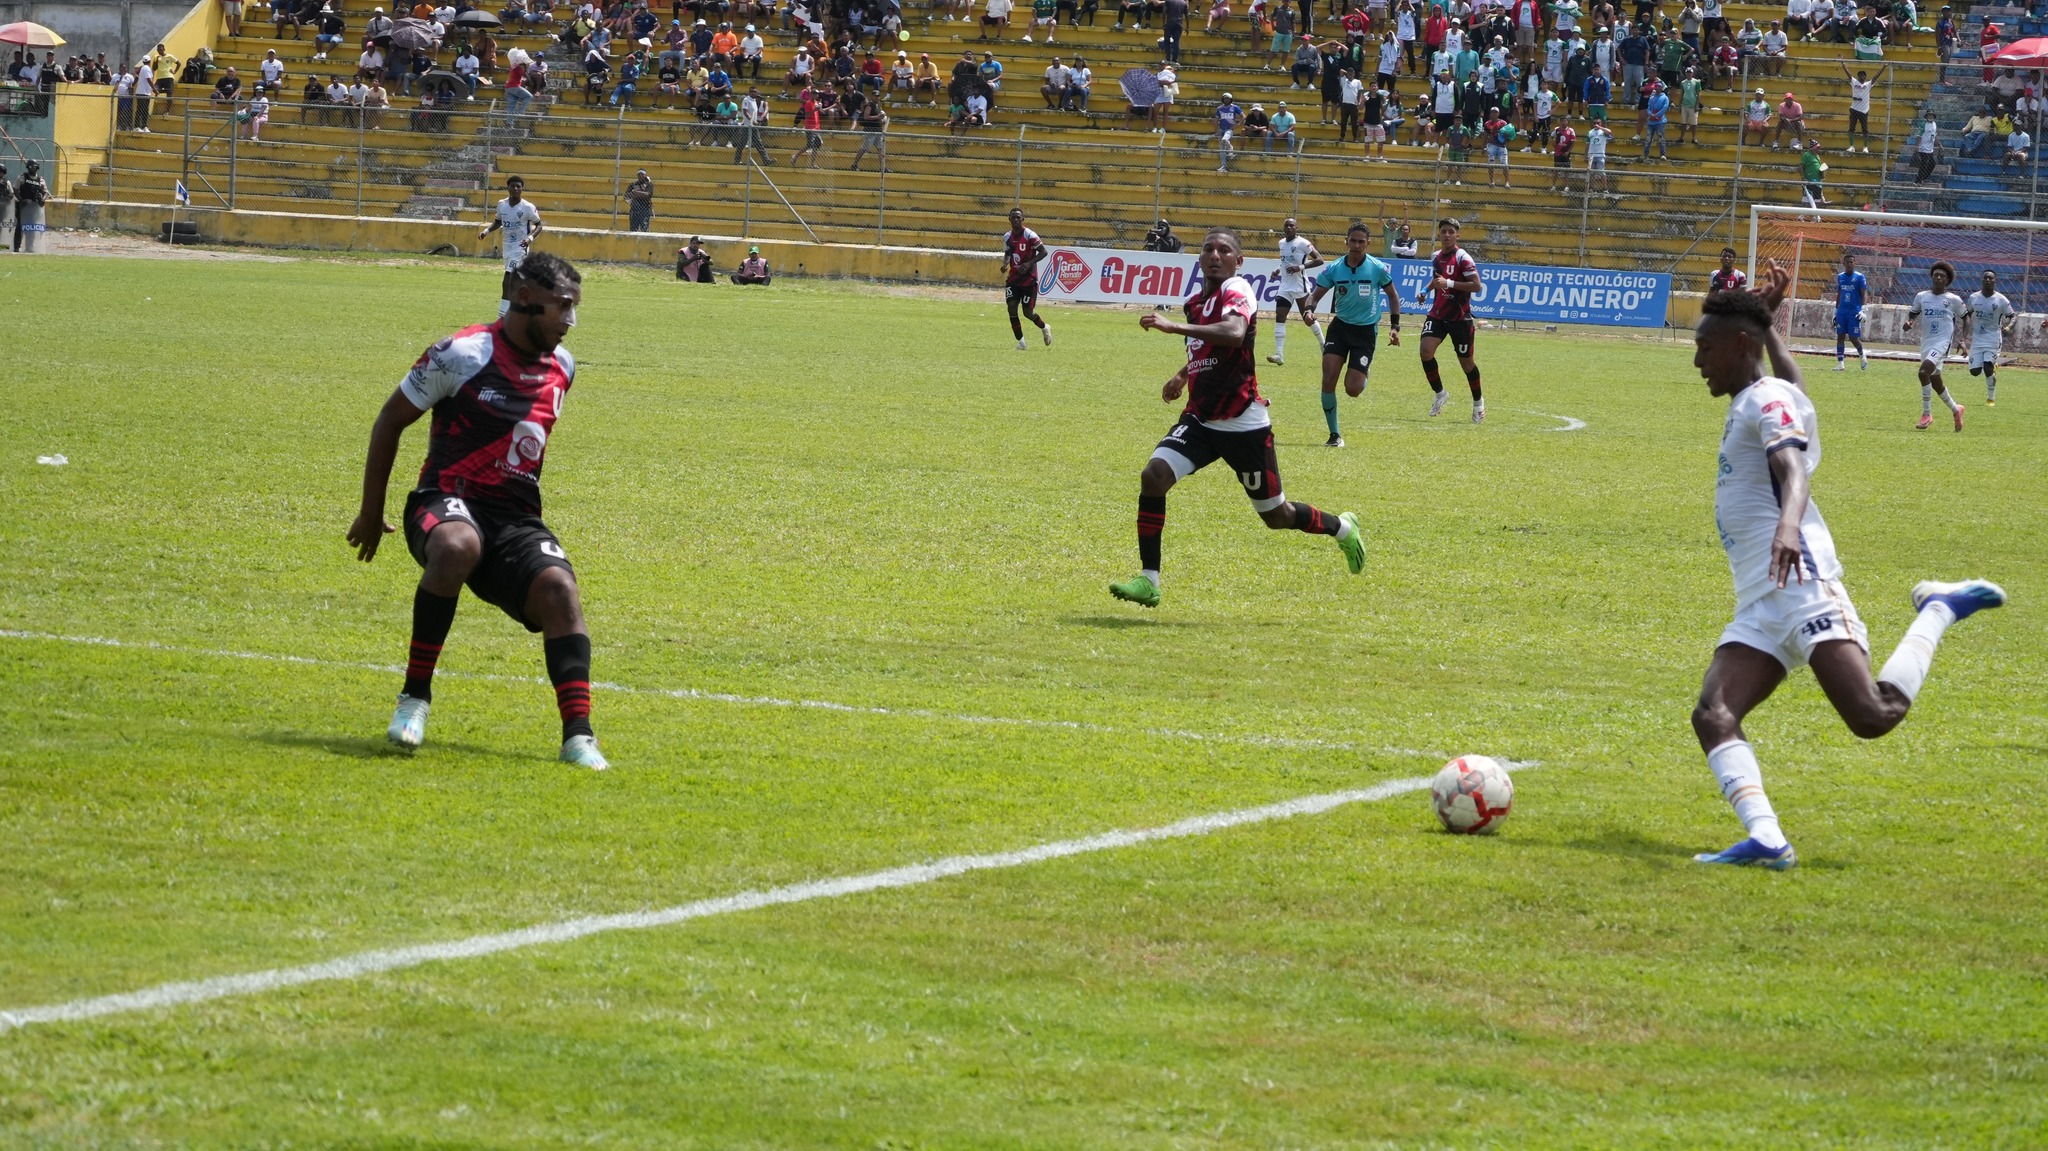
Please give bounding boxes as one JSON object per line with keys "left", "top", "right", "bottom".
{"left": 1215, "top": 90, "right": 1243, "bottom": 171}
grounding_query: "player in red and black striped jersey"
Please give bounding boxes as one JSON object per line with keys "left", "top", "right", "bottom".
{"left": 1710, "top": 247, "right": 1749, "bottom": 293}
{"left": 1108, "top": 228, "right": 1366, "bottom": 608}
{"left": 345, "top": 251, "right": 609, "bottom": 771}
{"left": 1001, "top": 208, "right": 1054, "bottom": 350}
{"left": 1417, "top": 217, "right": 1487, "bottom": 423}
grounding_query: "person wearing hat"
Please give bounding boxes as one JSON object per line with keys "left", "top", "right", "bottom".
{"left": 1143, "top": 218, "right": 1183, "bottom": 251}
{"left": 1769, "top": 89, "right": 1804, "bottom": 150}
{"left": 676, "top": 236, "right": 715, "bottom": 282}
{"left": 1935, "top": 5, "right": 1956, "bottom": 62}
{"left": 1740, "top": 86, "right": 1771, "bottom": 147}
{"left": 734, "top": 245, "right": 772, "bottom": 285}
{"left": 1214, "top": 91, "right": 1243, "bottom": 171}
{"left": 12, "top": 159, "right": 47, "bottom": 253}
{"left": 912, "top": 52, "right": 940, "bottom": 102}
{"left": 739, "top": 24, "right": 765, "bottom": 79}
{"left": 625, "top": 169, "right": 654, "bottom": 231}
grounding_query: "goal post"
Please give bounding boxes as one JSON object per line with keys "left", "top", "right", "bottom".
{"left": 1747, "top": 204, "right": 2048, "bottom": 351}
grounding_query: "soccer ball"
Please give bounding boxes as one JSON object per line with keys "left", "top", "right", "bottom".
{"left": 1430, "top": 755, "right": 1513, "bottom": 834}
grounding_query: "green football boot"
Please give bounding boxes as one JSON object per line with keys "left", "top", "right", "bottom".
{"left": 1337, "top": 512, "right": 1366, "bottom": 575}
{"left": 1109, "top": 573, "right": 1161, "bottom": 608}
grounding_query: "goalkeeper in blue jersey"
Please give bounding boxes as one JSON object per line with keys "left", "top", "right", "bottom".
{"left": 1833, "top": 252, "right": 1869, "bottom": 371}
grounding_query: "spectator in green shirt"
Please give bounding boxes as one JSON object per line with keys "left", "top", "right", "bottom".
{"left": 1678, "top": 66, "right": 1702, "bottom": 143}
{"left": 1799, "top": 137, "right": 1827, "bottom": 206}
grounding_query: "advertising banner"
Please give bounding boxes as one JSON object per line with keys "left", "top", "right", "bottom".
{"left": 1036, "top": 245, "right": 1671, "bottom": 328}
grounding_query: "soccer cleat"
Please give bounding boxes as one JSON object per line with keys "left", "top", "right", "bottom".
{"left": 1336, "top": 511, "right": 1365, "bottom": 574}
{"left": 1833, "top": 361, "right": 1846, "bottom": 371}
{"left": 1472, "top": 401, "right": 1486, "bottom": 423}
{"left": 387, "top": 694, "right": 429, "bottom": 750}
{"left": 1986, "top": 398, "right": 1996, "bottom": 406}
{"left": 560, "top": 734, "right": 609, "bottom": 770}
{"left": 1016, "top": 337, "right": 1028, "bottom": 351}
{"left": 1953, "top": 404, "right": 1966, "bottom": 432}
{"left": 1109, "top": 573, "right": 1161, "bottom": 608}
{"left": 1910, "top": 578, "right": 2008, "bottom": 622}
{"left": 1693, "top": 837, "right": 1798, "bottom": 870}
{"left": 1429, "top": 390, "right": 1448, "bottom": 417}
{"left": 1916, "top": 413, "right": 1933, "bottom": 430}
{"left": 1325, "top": 432, "right": 1345, "bottom": 447}
{"left": 1266, "top": 353, "right": 1285, "bottom": 365}
{"left": 1042, "top": 323, "right": 1054, "bottom": 346}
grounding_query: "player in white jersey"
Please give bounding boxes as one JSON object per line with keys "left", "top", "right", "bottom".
{"left": 480, "top": 175, "right": 544, "bottom": 318}
{"left": 1965, "top": 268, "right": 2016, "bottom": 405}
{"left": 1266, "top": 217, "right": 1327, "bottom": 367}
{"left": 1904, "top": 260, "right": 1968, "bottom": 431}
{"left": 1687, "top": 269, "right": 2006, "bottom": 871}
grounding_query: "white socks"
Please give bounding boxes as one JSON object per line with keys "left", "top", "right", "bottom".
{"left": 1987, "top": 373, "right": 1997, "bottom": 401}
{"left": 1707, "top": 739, "right": 1787, "bottom": 849}
{"left": 1925, "top": 382, "right": 1961, "bottom": 412}
{"left": 1877, "top": 600, "right": 1955, "bottom": 703}
{"left": 1141, "top": 568, "right": 1160, "bottom": 586}
{"left": 1274, "top": 325, "right": 1287, "bottom": 355}
{"left": 498, "top": 298, "right": 511, "bottom": 317}
{"left": 1307, "top": 320, "right": 1324, "bottom": 344}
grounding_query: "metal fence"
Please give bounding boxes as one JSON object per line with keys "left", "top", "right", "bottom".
{"left": 33, "top": 50, "right": 2048, "bottom": 278}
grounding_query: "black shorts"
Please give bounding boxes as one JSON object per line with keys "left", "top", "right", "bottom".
{"left": 1433, "top": 111, "right": 1455, "bottom": 132}
{"left": 1420, "top": 315, "right": 1474, "bottom": 356}
{"left": 404, "top": 489, "right": 574, "bottom": 633}
{"left": 1152, "top": 413, "right": 1285, "bottom": 511}
{"left": 1322, "top": 317, "right": 1379, "bottom": 373}
{"left": 1005, "top": 279, "right": 1039, "bottom": 307}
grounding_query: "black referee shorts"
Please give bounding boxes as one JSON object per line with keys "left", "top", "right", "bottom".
{"left": 1322, "top": 317, "right": 1379, "bottom": 374}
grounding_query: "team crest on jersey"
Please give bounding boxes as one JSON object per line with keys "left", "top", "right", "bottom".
{"left": 1042, "top": 249, "right": 1092, "bottom": 294}
{"left": 507, "top": 419, "right": 548, "bottom": 470}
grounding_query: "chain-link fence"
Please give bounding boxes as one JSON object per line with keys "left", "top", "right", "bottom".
{"left": 35, "top": 50, "right": 2048, "bottom": 285}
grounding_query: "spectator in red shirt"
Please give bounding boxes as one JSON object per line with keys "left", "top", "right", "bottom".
{"left": 858, "top": 49, "right": 883, "bottom": 95}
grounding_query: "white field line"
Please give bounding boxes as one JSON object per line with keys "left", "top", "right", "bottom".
{"left": 0, "top": 629, "right": 1447, "bottom": 760}
{"left": 0, "top": 775, "right": 1448, "bottom": 1033}
{"left": 1533, "top": 412, "right": 1589, "bottom": 432}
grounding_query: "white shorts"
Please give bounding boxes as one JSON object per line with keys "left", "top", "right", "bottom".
{"left": 1587, "top": 155, "right": 1606, "bottom": 169}
{"left": 1719, "top": 577, "right": 1869, "bottom": 671}
{"left": 503, "top": 244, "right": 529, "bottom": 273}
{"left": 1968, "top": 344, "right": 2001, "bottom": 369}
{"left": 1274, "top": 285, "right": 1311, "bottom": 307}
{"left": 1920, "top": 336, "right": 1953, "bottom": 365}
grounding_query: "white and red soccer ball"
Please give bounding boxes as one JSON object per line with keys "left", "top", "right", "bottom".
{"left": 1430, "top": 755, "right": 1513, "bottom": 834}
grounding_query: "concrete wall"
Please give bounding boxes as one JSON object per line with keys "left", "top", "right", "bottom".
{"left": 0, "top": 0, "right": 193, "bottom": 69}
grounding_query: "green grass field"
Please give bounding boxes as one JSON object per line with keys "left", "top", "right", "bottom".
{"left": 2, "top": 253, "right": 2045, "bottom": 1149}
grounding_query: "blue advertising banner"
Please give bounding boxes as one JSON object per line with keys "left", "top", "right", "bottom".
{"left": 1383, "top": 259, "right": 1671, "bottom": 328}
{"left": 1038, "top": 245, "right": 1671, "bottom": 328}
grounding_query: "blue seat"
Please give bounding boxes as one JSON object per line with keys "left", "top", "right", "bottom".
{"left": 1952, "top": 195, "right": 2028, "bottom": 214}
{"left": 1946, "top": 174, "right": 2010, "bottom": 190}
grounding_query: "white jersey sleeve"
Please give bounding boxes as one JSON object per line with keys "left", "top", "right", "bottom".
{"left": 1715, "top": 378, "right": 1840, "bottom": 607}
{"left": 399, "top": 326, "right": 496, "bottom": 410}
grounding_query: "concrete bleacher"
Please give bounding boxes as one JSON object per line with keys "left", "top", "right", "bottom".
{"left": 73, "top": 0, "right": 1973, "bottom": 290}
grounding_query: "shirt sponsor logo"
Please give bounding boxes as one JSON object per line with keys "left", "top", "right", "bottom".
{"left": 507, "top": 419, "right": 548, "bottom": 470}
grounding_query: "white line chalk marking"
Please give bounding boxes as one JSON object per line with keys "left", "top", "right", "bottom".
{"left": 1534, "top": 412, "right": 1588, "bottom": 432}
{"left": 0, "top": 629, "right": 1448, "bottom": 760}
{"left": 0, "top": 775, "right": 1448, "bottom": 1032}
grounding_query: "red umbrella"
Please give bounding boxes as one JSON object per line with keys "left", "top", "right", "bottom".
{"left": 1989, "top": 37, "right": 2048, "bottom": 67}
{"left": 0, "top": 20, "right": 66, "bottom": 48}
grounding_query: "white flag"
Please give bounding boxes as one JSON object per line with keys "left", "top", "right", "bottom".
{"left": 174, "top": 179, "right": 190, "bottom": 205}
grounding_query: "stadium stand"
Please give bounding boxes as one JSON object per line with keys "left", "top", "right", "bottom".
{"left": 68, "top": 0, "right": 1972, "bottom": 289}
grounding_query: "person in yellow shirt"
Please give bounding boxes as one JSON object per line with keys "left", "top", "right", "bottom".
{"left": 913, "top": 52, "right": 940, "bottom": 102}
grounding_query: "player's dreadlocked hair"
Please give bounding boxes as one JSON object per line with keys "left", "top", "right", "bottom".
{"left": 1701, "top": 287, "right": 1774, "bottom": 335}
{"left": 516, "top": 251, "right": 582, "bottom": 293}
